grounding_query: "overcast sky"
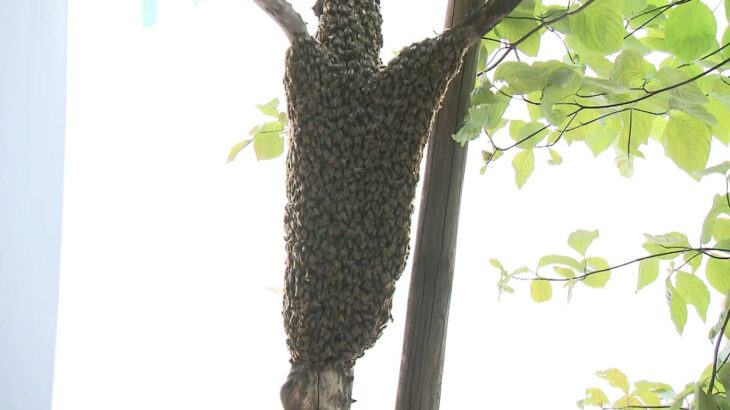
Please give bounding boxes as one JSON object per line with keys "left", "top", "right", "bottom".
{"left": 53, "top": 1, "right": 730, "bottom": 409}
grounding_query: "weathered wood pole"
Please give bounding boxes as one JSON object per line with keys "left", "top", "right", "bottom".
{"left": 395, "top": 0, "right": 484, "bottom": 408}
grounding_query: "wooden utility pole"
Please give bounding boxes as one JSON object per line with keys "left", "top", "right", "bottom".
{"left": 395, "top": 0, "right": 483, "bottom": 408}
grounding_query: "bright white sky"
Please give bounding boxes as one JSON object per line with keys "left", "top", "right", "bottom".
{"left": 53, "top": 0, "right": 730, "bottom": 409}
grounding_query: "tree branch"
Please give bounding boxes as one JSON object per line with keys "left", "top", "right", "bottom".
{"left": 253, "top": 0, "right": 309, "bottom": 42}
{"left": 479, "top": 0, "right": 598, "bottom": 74}
{"left": 460, "top": 0, "right": 525, "bottom": 43}
{"left": 708, "top": 307, "right": 730, "bottom": 394}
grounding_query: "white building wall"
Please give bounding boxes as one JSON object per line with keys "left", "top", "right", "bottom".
{"left": 0, "top": 1, "right": 67, "bottom": 409}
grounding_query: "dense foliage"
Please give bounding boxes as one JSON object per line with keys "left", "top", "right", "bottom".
{"left": 470, "top": 0, "right": 730, "bottom": 408}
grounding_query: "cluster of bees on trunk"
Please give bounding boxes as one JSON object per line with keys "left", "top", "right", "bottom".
{"left": 283, "top": 0, "right": 473, "bottom": 371}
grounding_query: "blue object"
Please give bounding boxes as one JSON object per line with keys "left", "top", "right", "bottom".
{"left": 142, "top": 0, "right": 158, "bottom": 27}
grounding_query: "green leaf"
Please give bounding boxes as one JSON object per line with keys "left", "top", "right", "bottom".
{"left": 580, "top": 77, "right": 629, "bottom": 94}
{"left": 512, "top": 149, "right": 535, "bottom": 189}
{"left": 531, "top": 279, "right": 553, "bottom": 303}
{"left": 251, "top": 121, "right": 286, "bottom": 160}
{"left": 615, "top": 153, "right": 635, "bottom": 178}
{"left": 490, "top": 258, "right": 504, "bottom": 270}
{"left": 671, "top": 384, "right": 694, "bottom": 410}
{"left": 676, "top": 271, "right": 710, "bottom": 321}
{"left": 256, "top": 98, "right": 281, "bottom": 118}
{"left": 538, "top": 254, "right": 583, "bottom": 271}
{"left": 707, "top": 258, "right": 730, "bottom": 294}
{"left": 494, "top": 62, "right": 545, "bottom": 94}
{"left": 667, "top": 279, "right": 688, "bottom": 334}
{"left": 613, "top": 394, "right": 643, "bottom": 409}
{"left": 578, "top": 387, "right": 609, "bottom": 408}
{"left": 227, "top": 139, "right": 252, "bottom": 162}
{"left": 486, "top": 93, "right": 512, "bottom": 133}
{"left": 708, "top": 99, "right": 730, "bottom": 144}
{"left": 610, "top": 49, "right": 647, "bottom": 87}
{"left": 637, "top": 257, "right": 660, "bottom": 292}
{"left": 632, "top": 389, "right": 661, "bottom": 406}
{"left": 583, "top": 257, "right": 611, "bottom": 288}
{"left": 653, "top": 67, "right": 708, "bottom": 106}
{"left": 709, "top": 305, "right": 729, "bottom": 341}
{"left": 548, "top": 148, "right": 563, "bottom": 165}
{"left": 634, "top": 380, "right": 674, "bottom": 405}
{"left": 453, "top": 120, "right": 482, "bottom": 145}
{"left": 718, "top": 395, "right": 730, "bottom": 410}
{"left": 554, "top": 266, "right": 576, "bottom": 279}
{"left": 724, "top": 27, "right": 730, "bottom": 62}
{"left": 254, "top": 133, "right": 285, "bottom": 161}
{"left": 714, "top": 218, "right": 730, "bottom": 242}
{"left": 568, "top": 229, "right": 599, "bottom": 256}
{"left": 596, "top": 368, "right": 630, "bottom": 394}
{"left": 694, "top": 384, "right": 717, "bottom": 410}
{"left": 622, "top": 0, "right": 648, "bottom": 19}
{"left": 693, "top": 162, "right": 730, "bottom": 179}
{"left": 569, "top": 0, "right": 625, "bottom": 54}
{"left": 509, "top": 120, "right": 549, "bottom": 149}
{"left": 726, "top": 0, "right": 730, "bottom": 23}
{"left": 665, "top": 0, "right": 717, "bottom": 61}
{"left": 644, "top": 231, "right": 690, "bottom": 248}
{"left": 717, "top": 349, "right": 730, "bottom": 392}
{"left": 585, "top": 124, "right": 618, "bottom": 157}
{"left": 542, "top": 66, "right": 583, "bottom": 102}
{"left": 702, "top": 195, "right": 730, "bottom": 244}
{"left": 496, "top": 9, "right": 542, "bottom": 56}
{"left": 617, "top": 109, "right": 654, "bottom": 157}
{"left": 662, "top": 113, "right": 711, "bottom": 176}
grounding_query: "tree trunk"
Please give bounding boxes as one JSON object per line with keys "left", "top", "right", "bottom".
{"left": 395, "top": 0, "right": 483, "bottom": 409}
{"left": 253, "top": 0, "right": 522, "bottom": 408}
{"left": 280, "top": 364, "right": 354, "bottom": 410}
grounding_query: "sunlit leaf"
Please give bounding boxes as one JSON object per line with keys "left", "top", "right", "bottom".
{"left": 634, "top": 380, "right": 674, "bottom": 405}
{"left": 583, "top": 257, "right": 611, "bottom": 288}
{"left": 548, "top": 148, "right": 563, "bottom": 165}
{"left": 644, "top": 232, "right": 690, "bottom": 248}
{"left": 707, "top": 258, "right": 730, "bottom": 294}
{"left": 578, "top": 387, "right": 609, "bottom": 408}
{"left": 227, "top": 139, "right": 252, "bottom": 162}
{"left": 496, "top": 9, "right": 542, "bottom": 56}
{"left": 568, "top": 229, "right": 599, "bottom": 256}
{"left": 585, "top": 124, "right": 617, "bottom": 157}
{"left": 252, "top": 121, "right": 286, "bottom": 161}
{"left": 665, "top": 0, "right": 717, "bottom": 61}
{"left": 667, "top": 279, "right": 688, "bottom": 334}
{"left": 531, "top": 279, "right": 553, "bottom": 303}
{"left": 495, "top": 62, "right": 546, "bottom": 94}
{"left": 512, "top": 149, "right": 535, "bottom": 189}
{"left": 256, "top": 98, "right": 281, "bottom": 118}
{"left": 714, "top": 218, "right": 730, "bottom": 242}
{"left": 702, "top": 195, "right": 730, "bottom": 244}
{"left": 610, "top": 49, "right": 647, "bottom": 87}
{"left": 569, "top": 0, "right": 625, "bottom": 54}
{"left": 662, "top": 113, "right": 711, "bottom": 176}
{"left": 675, "top": 271, "right": 710, "bottom": 321}
{"left": 637, "top": 257, "right": 660, "bottom": 292}
{"left": 554, "top": 266, "right": 575, "bottom": 279}
{"left": 538, "top": 254, "right": 583, "bottom": 271}
{"left": 596, "top": 368, "right": 629, "bottom": 394}
{"left": 509, "top": 120, "right": 549, "bottom": 149}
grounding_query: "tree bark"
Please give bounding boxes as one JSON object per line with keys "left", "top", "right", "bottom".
{"left": 395, "top": 0, "right": 484, "bottom": 409}
{"left": 280, "top": 364, "right": 354, "bottom": 410}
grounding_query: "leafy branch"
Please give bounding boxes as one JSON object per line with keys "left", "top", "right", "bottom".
{"left": 480, "top": 0, "right": 598, "bottom": 75}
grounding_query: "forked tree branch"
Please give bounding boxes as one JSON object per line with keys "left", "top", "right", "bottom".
{"left": 253, "top": 0, "right": 309, "bottom": 42}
